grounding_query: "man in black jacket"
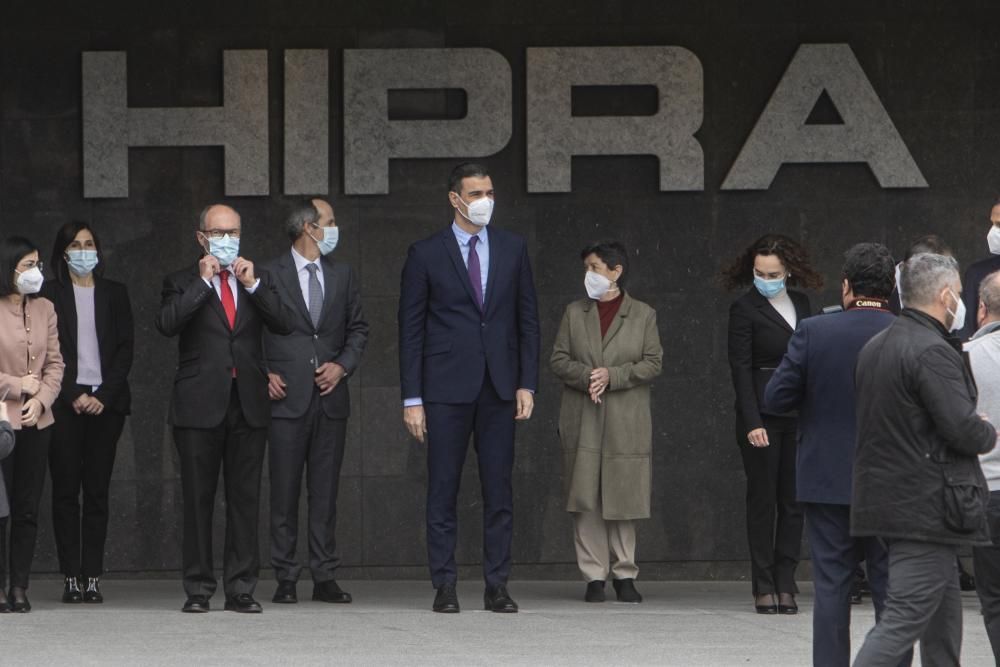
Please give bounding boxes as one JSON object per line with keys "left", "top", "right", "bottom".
{"left": 156, "top": 204, "right": 292, "bottom": 614}
{"left": 853, "top": 253, "right": 997, "bottom": 666}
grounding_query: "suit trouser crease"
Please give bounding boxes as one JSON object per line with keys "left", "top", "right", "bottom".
{"left": 49, "top": 402, "right": 126, "bottom": 578}
{"left": 174, "top": 383, "right": 266, "bottom": 598}
{"left": 805, "top": 503, "right": 905, "bottom": 667}
{"left": 424, "top": 376, "right": 515, "bottom": 589}
{"left": 572, "top": 504, "right": 637, "bottom": 582}
{"left": 1, "top": 426, "right": 50, "bottom": 589}
{"left": 853, "top": 539, "right": 962, "bottom": 667}
{"left": 269, "top": 389, "right": 346, "bottom": 583}
{"left": 737, "top": 414, "right": 803, "bottom": 595}
{"left": 973, "top": 490, "right": 1000, "bottom": 664}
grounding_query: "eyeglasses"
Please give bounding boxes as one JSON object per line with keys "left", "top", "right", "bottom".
{"left": 200, "top": 229, "right": 241, "bottom": 240}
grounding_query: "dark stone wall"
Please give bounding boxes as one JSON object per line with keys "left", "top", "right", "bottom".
{"left": 1, "top": 1, "right": 998, "bottom": 579}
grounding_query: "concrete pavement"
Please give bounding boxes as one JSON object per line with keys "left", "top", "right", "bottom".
{"left": 1, "top": 580, "right": 994, "bottom": 666}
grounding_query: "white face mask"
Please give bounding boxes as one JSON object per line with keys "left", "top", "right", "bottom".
{"left": 988, "top": 226, "right": 1000, "bottom": 255}
{"left": 15, "top": 266, "right": 44, "bottom": 295}
{"left": 457, "top": 196, "right": 494, "bottom": 227}
{"left": 585, "top": 270, "right": 613, "bottom": 300}
{"left": 946, "top": 288, "right": 966, "bottom": 333}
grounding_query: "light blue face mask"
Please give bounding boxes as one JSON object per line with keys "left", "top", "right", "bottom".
{"left": 309, "top": 225, "right": 339, "bottom": 256}
{"left": 206, "top": 234, "right": 240, "bottom": 267}
{"left": 753, "top": 275, "right": 786, "bottom": 299}
{"left": 66, "top": 249, "right": 99, "bottom": 277}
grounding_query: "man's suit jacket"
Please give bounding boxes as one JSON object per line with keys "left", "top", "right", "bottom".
{"left": 42, "top": 277, "right": 134, "bottom": 415}
{"left": 155, "top": 264, "right": 292, "bottom": 429}
{"left": 261, "top": 251, "right": 369, "bottom": 420}
{"left": 398, "top": 226, "right": 540, "bottom": 403}
{"left": 764, "top": 306, "right": 895, "bottom": 504}
{"left": 960, "top": 254, "right": 1000, "bottom": 340}
{"left": 727, "top": 287, "right": 811, "bottom": 432}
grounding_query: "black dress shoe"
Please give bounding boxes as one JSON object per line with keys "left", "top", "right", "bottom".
{"left": 584, "top": 580, "right": 606, "bottom": 603}
{"left": 83, "top": 578, "right": 103, "bottom": 604}
{"left": 484, "top": 585, "right": 518, "bottom": 613}
{"left": 224, "top": 593, "right": 263, "bottom": 613}
{"left": 182, "top": 595, "right": 210, "bottom": 613}
{"left": 62, "top": 576, "right": 83, "bottom": 603}
{"left": 433, "top": 583, "right": 460, "bottom": 613}
{"left": 612, "top": 578, "right": 643, "bottom": 603}
{"left": 313, "top": 579, "right": 352, "bottom": 603}
{"left": 754, "top": 593, "right": 777, "bottom": 614}
{"left": 0, "top": 589, "right": 9, "bottom": 613}
{"left": 9, "top": 587, "right": 31, "bottom": 613}
{"left": 272, "top": 581, "right": 297, "bottom": 604}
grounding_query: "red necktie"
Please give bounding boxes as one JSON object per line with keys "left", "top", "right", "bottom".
{"left": 219, "top": 270, "right": 237, "bottom": 377}
{"left": 219, "top": 270, "right": 236, "bottom": 329}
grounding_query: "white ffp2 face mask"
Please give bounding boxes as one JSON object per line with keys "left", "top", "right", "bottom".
{"left": 946, "top": 288, "right": 966, "bottom": 333}
{"left": 457, "top": 196, "right": 494, "bottom": 226}
{"left": 585, "top": 271, "right": 613, "bottom": 300}
{"left": 988, "top": 226, "right": 1000, "bottom": 255}
{"left": 15, "top": 266, "right": 44, "bottom": 295}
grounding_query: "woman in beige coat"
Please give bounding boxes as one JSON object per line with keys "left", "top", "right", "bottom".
{"left": 0, "top": 236, "right": 64, "bottom": 612}
{"left": 551, "top": 241, "right": 662, "bottom": 603}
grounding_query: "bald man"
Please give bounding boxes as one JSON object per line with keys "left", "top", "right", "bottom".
{"left": 156, "top": 204, "right": 291, "bottom": 614}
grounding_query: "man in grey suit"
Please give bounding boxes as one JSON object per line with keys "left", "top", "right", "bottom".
{"left": 262, "top": 198, "right": 368, "bottom": 604}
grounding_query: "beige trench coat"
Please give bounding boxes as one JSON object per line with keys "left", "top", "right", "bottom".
{"left": 550, "top": 294, "right": 662, "bottom": 520}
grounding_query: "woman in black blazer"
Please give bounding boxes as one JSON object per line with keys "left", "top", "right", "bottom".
{"left": 723, "top": 234, "right": 822, "bottom": 615}
{"left": 42, "top": 222, "right": 133, "bottom": 604}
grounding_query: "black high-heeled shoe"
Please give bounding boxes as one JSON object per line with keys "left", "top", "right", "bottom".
{"left": 754, "top": 593, "right": 778, "bottom": 614}
{"left": 0, "top": 588, "right": 10, "bottom": 613}
{"left": 9, "top": 587, "right": 31, "bottom": 613}
{"left": 777, "top": 593, "right": 798, "bottom": 615}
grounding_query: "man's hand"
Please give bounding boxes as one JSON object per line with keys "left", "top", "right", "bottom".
{"left": 515, "top": 389, "right": 534, "bottom": 420}
{"left": 747, "top": 427, "right": 770, "bottom": 448}
{"left": 268, "top": 373, "right": 287, "bottom": 401}
{"left": 21, "top": 374, "right": 40, "bottom": 397}
{"left": 72, "top": 394, "right": 104, "bottom": 416}
{"left": 199, "top": 254, "right": 221, "bottom": 281}
{"left": 404, "top": 405, "right": 428, "bottom": 443}
{"left": 21, "top": 398, "right": 42, "bottom": 427}
{"left": 314, "top": 362, "right": 346, "bottom": 396}
{"left": 230, "top": 257, "right": 256, "bottom": 288}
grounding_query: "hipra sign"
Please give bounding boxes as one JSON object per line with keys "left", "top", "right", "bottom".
{"left": 80, "top": 44, "right": 927, "bottom": 198}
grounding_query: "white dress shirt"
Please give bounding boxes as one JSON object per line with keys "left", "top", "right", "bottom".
{"left": 292, "top": 247, "right": 324, "bottom": 306}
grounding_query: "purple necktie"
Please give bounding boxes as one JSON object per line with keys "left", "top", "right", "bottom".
{"left": 468, "top": 235, "right": 483, "bottom": 309}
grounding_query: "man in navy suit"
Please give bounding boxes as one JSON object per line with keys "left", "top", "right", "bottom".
{"left": 765, "top": 243, "right": 909, "bottom": 667}
{"left": 398, "top": 163, "right": 540, "bottom": 614}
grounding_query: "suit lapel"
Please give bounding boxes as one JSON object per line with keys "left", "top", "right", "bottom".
{"left": 93, "top": 278, "right": 110, "bottom": 344}
{"left": 61, "top": 280, "right": 79, "bottom": 349}
{"left": 319, "top": 255, "right": 338, "bottom": 328}
{"left": 203, "top": 269, "right": 233, "bottom": 332}
{"left": 441, "top": 229, "right": 482, "bottom": 311}
{"left": 582, "top": 300, "right": 603, "bottom": 366}
{"left": 277, "top": 253, "right": 313, "bottom": 329}
{"left": 602, "top": 294, "right": 631, "bottom": 350}
{"left": 482, "top": 229, "right": 498, "bottom": 315}
{"left": 750, "top": 288, "right": 794, "bottom": 333}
